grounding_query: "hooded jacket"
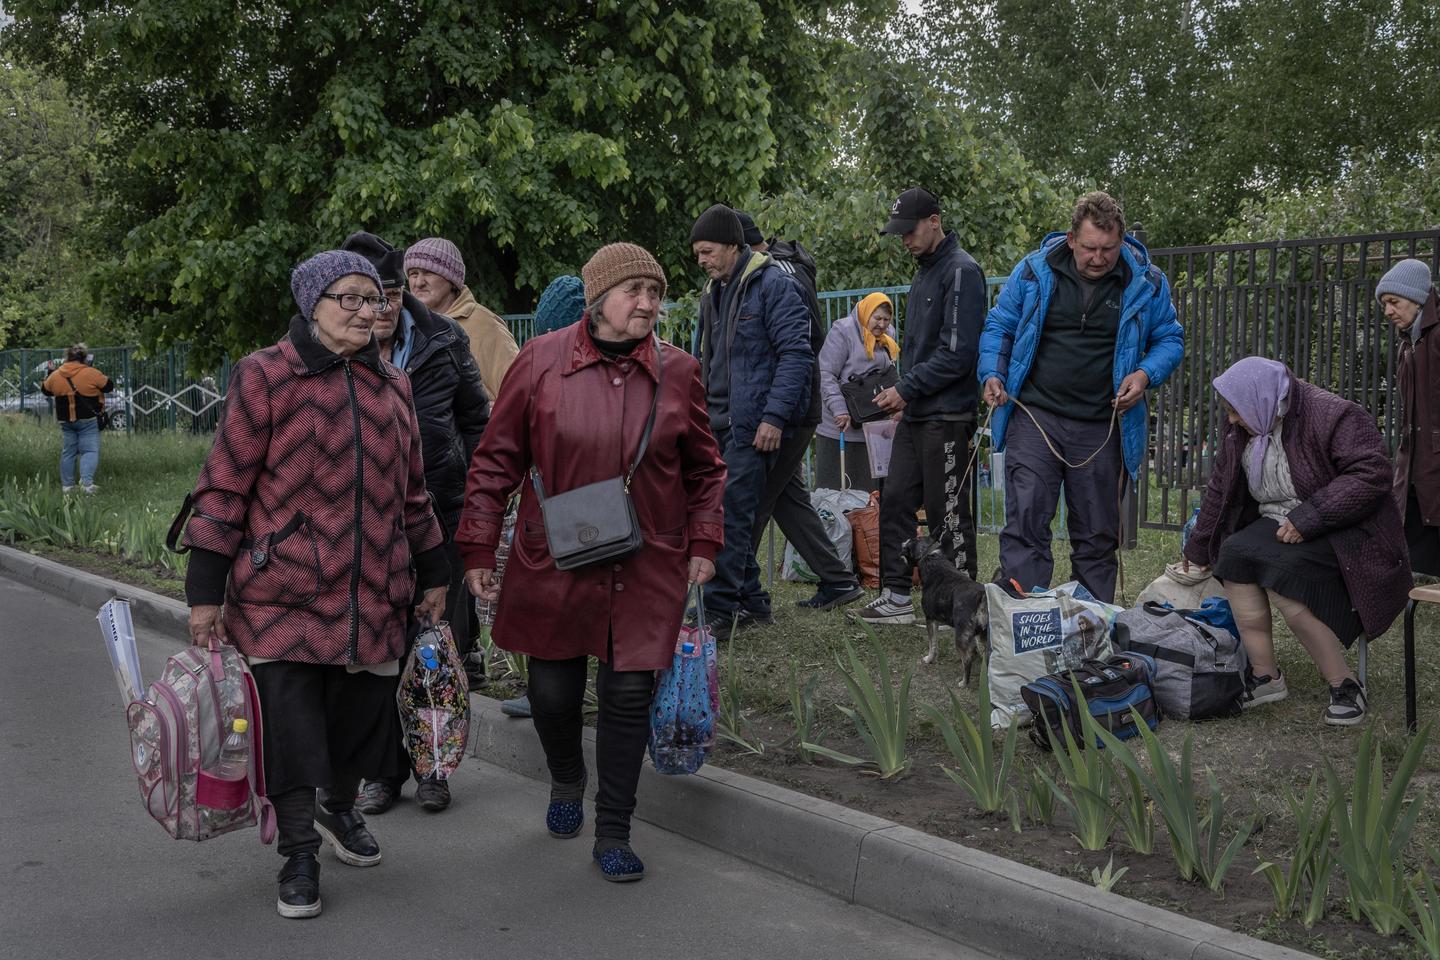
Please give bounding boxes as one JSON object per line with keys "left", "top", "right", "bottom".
{"left": 896, "top": 231, "right": 987, "bottom": 422}
{"left": 696, "top": 248, "right": 814, "bottom": 441}
{"left": 978, "top": 233, "right": 1185, "bottom": 477}
{"left": 766, "top": 238, "right": 825, "bottom": 427}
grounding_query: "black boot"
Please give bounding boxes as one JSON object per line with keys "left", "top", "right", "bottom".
{"left": 276, "top": 852, "right": 321, "bottom": 918}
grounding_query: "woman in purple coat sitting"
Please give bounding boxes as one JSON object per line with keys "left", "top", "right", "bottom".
{"left": 1182, "top": 357, "right": 1411, "bottom": 726}
{"left": 815, "top": 292, "right": 898, "bottom": 492}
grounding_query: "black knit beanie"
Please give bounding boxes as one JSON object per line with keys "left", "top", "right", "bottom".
{"left": 688, "top": 204, "right": 744, "bottom": 247}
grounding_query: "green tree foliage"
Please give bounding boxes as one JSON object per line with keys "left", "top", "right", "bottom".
{"left": 1215, "top": 137, "right": 1440, "bottom": 243}
{"left": 0, "top": 62, "right": 112, "bottom": 349}
{"left": 3, "top": 0, "right": 891, "bottom": 359}
{"left": 921, "top": 0, "right": 1440, "bottom": 245}
{"left": 757, "top": 59, "right": 1067, "bottom": 291}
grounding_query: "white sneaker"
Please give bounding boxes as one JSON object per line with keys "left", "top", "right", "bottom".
{"left": 1242, "top": 672, "right": 1288, "bottom": 709}
{"left": 850, "top": 591, "right": 916, "bottom": 625}
{"left": 61, "top": 485, "right": 77, "bottom": 494}
{"left": 81, "top": 484, "right": 99, "bottom": 494}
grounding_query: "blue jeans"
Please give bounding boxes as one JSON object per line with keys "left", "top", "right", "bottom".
{"left": 60, "top": 419, "right": 101, "bottom": 487}
{"left": 703, "top": 427, "right": 780, "bottom": 617}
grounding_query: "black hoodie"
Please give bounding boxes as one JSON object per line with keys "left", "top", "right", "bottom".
{"left": 897, "top": 231, "right": 986, "bottom": 422}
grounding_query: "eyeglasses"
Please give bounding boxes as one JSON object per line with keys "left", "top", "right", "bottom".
{"left": 318, "top": 292, "right": 390, "bottom": 313}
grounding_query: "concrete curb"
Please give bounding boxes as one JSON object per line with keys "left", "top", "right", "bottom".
{"left": 4, "top": 543, "right": 1315, "bottom": 960}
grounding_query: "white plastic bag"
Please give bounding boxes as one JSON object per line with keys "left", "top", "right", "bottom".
{"left": 985, "top": 581, "right": 1122, "bottom": 728}
{"left": 781, "top": 487, "right": 870, "bottom": 582}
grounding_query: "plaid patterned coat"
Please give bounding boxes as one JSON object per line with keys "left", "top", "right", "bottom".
{"left": 183, "top": 316, "right": 446, "bottom": 664}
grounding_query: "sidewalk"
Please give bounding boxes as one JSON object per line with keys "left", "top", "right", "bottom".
{"left": 0, "top": 573, "right": 975, "bottom": 960}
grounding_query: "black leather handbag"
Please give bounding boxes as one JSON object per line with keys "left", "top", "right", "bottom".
{"left": 840, "top": 364, "right": 899, "bottom": 423}
{"left": 530, "top": 345, "right": 664, "bottom": 571}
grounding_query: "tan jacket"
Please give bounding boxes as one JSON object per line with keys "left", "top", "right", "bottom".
{"left": 446, "top": 286, "right": 519, "bottom": 402}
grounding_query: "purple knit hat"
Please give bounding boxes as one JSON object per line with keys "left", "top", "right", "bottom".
{"left": 289, "top": 250, "right": 383, "bottom": 321}
{"left": 1213, "top": 356, "right": 1292, "bottom": 479}
{"left": 404, "top": 237, "right": 466, "bottom": 290}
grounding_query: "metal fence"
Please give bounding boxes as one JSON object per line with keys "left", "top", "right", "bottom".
{"left": 0, "top": 344, "right": 232, "bottom": 433}
{"left": 1140, "top": 229, "right": 1440, "bottom": 531}
{"left": 8, "top": 229, "right": 1435, "bottom": 537}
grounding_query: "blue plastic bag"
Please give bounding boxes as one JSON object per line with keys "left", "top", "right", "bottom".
{"left": 649, "top": 587, "right": 719, "bottom": 776}
{"left": 1184, "top": 596, "right": 1238, "bottom": 639}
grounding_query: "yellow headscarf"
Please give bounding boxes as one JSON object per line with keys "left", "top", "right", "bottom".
{"left": 856, "top": 292, "right": 899, "bottom": 360}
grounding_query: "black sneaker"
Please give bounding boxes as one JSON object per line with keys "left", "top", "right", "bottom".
{"left": 709, "top": 608, "right": 769, "bottom": 642}
{"left": 416, "top": 776, "right": 452, "bottom": 812}
{"left": 463, "top": 651, "right": 487, "bottom": 691}
{"left": 276, "top": 852, "right": 321, "bottom": 919}
{"left": 313, "top": 802, "right": 381, "bottom": 866}
{"left": 355, "top": 779, "right": 400, "bottom": 815}
{"left": 795, "top": 583, "right": 865, "bottom": 611}
{"left": 1325, "top": 678, "right": 1367, "bottom": 726}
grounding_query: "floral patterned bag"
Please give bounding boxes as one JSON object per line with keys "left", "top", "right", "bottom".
{"left": 397, "top": 622, "right": 470, "bottom": 780}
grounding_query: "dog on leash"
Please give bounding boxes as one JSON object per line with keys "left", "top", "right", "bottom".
{"left": 901, "top": 535, "right": 989, "bottom": 685}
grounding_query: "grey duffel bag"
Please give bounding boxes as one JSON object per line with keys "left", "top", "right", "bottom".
{"left": 1112, "top": 601, "right": 1248, "bottom": 721}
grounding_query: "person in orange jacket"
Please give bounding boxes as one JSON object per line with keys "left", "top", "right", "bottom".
{"left": 40, "top": 344, "right": 115, "bottom": 493}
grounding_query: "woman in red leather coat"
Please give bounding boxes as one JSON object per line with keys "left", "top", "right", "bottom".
{"left": 458, "top": 242, "right": 725, "bottom": 882}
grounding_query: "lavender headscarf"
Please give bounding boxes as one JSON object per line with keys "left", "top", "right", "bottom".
{"left": 1213, "top": 357, "right": 1292, "bottom": 479}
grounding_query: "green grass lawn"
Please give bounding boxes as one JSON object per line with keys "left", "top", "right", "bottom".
{"left": 4, "top": 412, "right": 1438, "bottom": 956}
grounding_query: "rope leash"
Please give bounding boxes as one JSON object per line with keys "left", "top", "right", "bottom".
{"left": 973, "top": 397, "right": 1130, "bottom": 605}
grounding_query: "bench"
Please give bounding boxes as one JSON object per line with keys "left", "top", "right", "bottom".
{"left": 1398, "top": 585, "right": 1433, "bottom": 733}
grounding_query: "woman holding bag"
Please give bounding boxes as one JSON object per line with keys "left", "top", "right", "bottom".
{"left": 458, "top": 243, "right": 726, "bottom": 882}
{"left": 815, "top": 292, "right": 898, "bottom": 492}
{"left": 180, "top": 250, "right": 449, "bottom": 918}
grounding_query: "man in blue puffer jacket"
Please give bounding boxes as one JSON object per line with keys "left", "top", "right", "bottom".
{"left": 691, "top": 204, "right": 815, "bottom": 637}
{"left": 979, "top": 191, "right": 1184, "bottom": 601}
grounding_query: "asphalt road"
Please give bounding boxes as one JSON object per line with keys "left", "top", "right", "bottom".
{"left": 0, "top": 574, "right": 986, "bottom": 960}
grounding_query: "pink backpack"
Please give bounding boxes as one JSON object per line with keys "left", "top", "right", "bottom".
{"left": 126, "top": 639, "right": 276, "bottom": 842}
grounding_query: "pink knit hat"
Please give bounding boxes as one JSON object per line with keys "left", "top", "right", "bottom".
{"left": 404, "top": 237, "right": 466, "bottom": 290}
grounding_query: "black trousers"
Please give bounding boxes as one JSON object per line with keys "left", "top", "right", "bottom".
{"left": 440, "top": 507, "right": 479, "bottom": 660}
{"left": 878, "top": 418, "right": 977, "bottom": 591}
{"left": 747, "top": 424, "right": 855, "bottom": 609}
{"left": 526, "top": 651, "right": 656, "bottom": 841}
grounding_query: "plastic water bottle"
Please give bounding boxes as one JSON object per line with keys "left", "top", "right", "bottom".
{"left": 1181, "top": 506, "right": 1201, "bottom": 552}
{"left": 418, "top": 642, "right": 441, "bottom": 672}
{"left": 213, "top": 718, "right": 249, "bottom": 781}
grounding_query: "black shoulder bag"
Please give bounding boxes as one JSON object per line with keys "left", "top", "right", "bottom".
{"left": 530, "top": 344, "right": 664, "bottom": 571}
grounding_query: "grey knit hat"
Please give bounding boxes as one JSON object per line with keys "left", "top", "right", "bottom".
{"left": 290, "top": 250, "right": 383, "bottom": 321}
{"left": 405, "top": 237, "right": 466, "bottom": 290}
{"left": 1376, "top": 258, "right": 1435, "bottom": 306}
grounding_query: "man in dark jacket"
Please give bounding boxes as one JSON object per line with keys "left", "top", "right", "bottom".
{"left": 690, "top": 204, "right": 816, "bottom": 637}
{"left": 854, "top": 188, "right": 987, "bottom": 626}
{"left": 1378, "top": 258, "right": 1440, "bottom": 574}
{"left": 733, "top": 211, "right": 863, "bottom": 614}
{"left": 342, "top": 231, "right": 490, "bottom": 814}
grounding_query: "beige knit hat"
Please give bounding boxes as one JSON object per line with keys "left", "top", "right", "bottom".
{"left": 581, "top": 243, "right": 667, "bottom": 307}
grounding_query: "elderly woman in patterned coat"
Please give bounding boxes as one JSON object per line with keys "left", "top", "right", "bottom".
{"left": 179, "top": 250, "right": 448, "bottom": 919}
{"left": 1183, "top": 357, "right": 1410, "bottom": 727}
{"left": 459, "top": 242, "right": 726, "bottom": 883}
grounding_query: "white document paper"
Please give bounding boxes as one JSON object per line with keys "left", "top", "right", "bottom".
{"left": 862, "top": 419, "right": 897, "bottom": 478}
{"left": 97, "top": 597, "right": 144, "bottom": 704}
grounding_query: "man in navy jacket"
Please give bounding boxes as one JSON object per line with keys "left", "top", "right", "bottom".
{"left": 855, "top": 188, "right": 987, "bottom": 626}
{"left": 691, "top": 204, "right": 815, "bottom": 637}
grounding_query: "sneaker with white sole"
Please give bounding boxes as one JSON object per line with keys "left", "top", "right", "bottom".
{"left": 850, "top": 591, "right": 916, "bottom": 625}
{"left": 61, "top": 485, "right": 77, "bottom": 494}
{"left": 1325, "top": 678, "right": 1367, "bottom": 726}
{"left": 1242, "top": 672, "right": 1288, "bottom": 709}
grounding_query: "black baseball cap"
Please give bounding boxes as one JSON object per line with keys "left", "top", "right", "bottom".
{"left": 880, "top": 187, "right": 941, "bottom": 235}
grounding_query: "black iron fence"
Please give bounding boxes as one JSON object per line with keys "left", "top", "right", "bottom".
{"left": 1139, "top": 229, "right": 1440, "bottom": 530}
